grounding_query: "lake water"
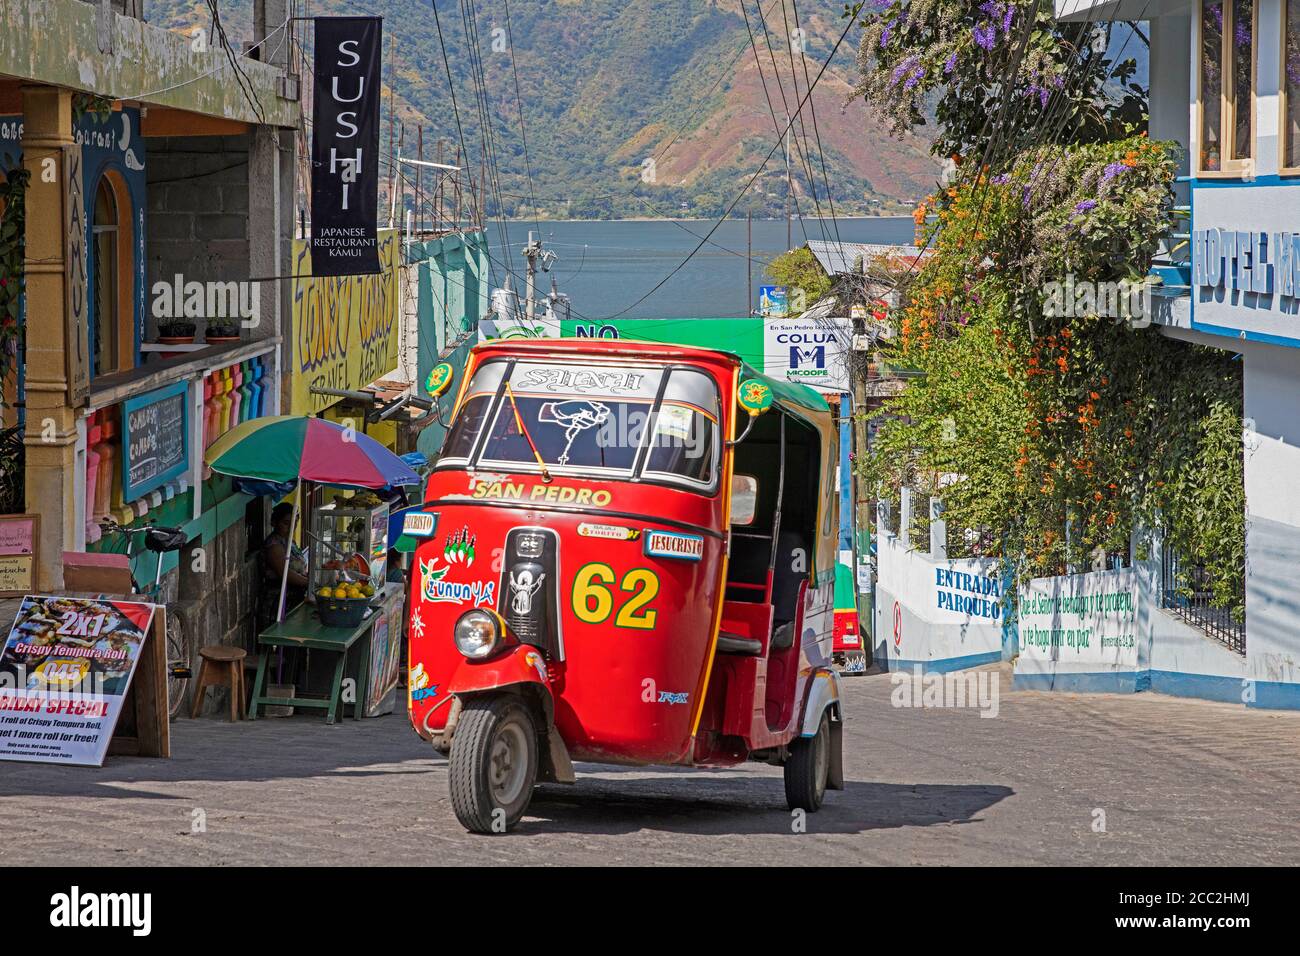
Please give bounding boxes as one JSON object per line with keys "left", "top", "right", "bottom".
{"left": 487, "top": 217, "right": 915, "bottom": 321}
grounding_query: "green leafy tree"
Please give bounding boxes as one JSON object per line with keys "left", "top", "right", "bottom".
{"left": 764, "top": 247, "right": 832, "bottom": 310}
{"left": 864, "top": 137, "right": 1244, "bottom": 611}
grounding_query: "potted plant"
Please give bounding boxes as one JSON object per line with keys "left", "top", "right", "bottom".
{"left": 204, "top": 322, "right": 240, "bottom": 345}
{"left": 157, "top": 320, "right": 196, "bottom": 345}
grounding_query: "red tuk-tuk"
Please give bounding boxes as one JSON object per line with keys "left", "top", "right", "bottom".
{"left": 407, "top": 339, "right": 844, "bottom": 833}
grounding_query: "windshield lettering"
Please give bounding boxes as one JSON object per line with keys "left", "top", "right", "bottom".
{"left": 440, "top": 360, "right": 721, "bottom": 492}
{"left": 514, "top": 366, "right": 647, "bottom": 395}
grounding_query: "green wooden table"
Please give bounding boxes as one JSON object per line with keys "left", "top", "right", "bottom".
{"left": 250, "top": 603, "right": 377, "bottom": 724}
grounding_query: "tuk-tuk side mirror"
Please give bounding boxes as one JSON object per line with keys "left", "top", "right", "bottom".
{"left": 731, "top": 474, "right": 758, "bottom": 526}
{"left": 731, "top": 378, "right": 773, "bottom": 446}
{"left": 426, "top": 362, "right": 455, "bottom": 427}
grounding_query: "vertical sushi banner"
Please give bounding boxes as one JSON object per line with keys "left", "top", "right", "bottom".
{"left": 0, "top": 596, "right": 156, "bottom": 767}
{"left": 310, "top": 16, "right": 383, "bottom": 276}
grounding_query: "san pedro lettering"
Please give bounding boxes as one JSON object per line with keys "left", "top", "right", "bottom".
{"left": 470, "top": 480, "right": 612, "bottom": 507}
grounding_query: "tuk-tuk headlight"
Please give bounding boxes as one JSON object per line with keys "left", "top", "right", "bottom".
{"left": 454, "top": 610, "right": 501, "bottom": 660}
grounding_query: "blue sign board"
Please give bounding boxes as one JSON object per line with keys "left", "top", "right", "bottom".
{"left": 121, "top": 381, "right": 189, "bottom": 502}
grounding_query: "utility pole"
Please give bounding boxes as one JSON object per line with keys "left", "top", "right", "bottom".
{"left": 453, "top": 144, "right": 462, "bottom": 231}
{"left": 785, "top": 122, "right": 793, "bottom": 250}
{"left": 523, "top": 230, "right": 542, "bottom": 324}
{"left": 386, "top": 32, "right": 395, "bottom": 229}
{"left": 397, "top": 122, "right": 405, "bottom": 234}
{"left": 747, "top": 211, "right": 753, "bottom": 317}
{"left": 435, "top": 138, "right": 444, "bottom": 232}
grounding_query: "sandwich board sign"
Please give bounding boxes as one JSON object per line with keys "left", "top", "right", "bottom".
{"left": 0, "top": 596, "right": 156, "bottom": 766}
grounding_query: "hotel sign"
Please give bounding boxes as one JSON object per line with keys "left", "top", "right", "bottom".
{"left": 1191, "top": 227, "right": 1300, "bottom": 298}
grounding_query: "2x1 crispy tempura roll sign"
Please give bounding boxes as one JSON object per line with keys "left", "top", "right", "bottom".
{"left": 0, "top": 596, "right": 156, "bottom": 767}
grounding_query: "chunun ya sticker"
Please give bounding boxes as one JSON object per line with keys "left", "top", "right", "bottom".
{"left": 426, "top": 362, "right": 454, "bottom": 396}
{"left": 738, "top": 379, "right": 773, "bottom": 414}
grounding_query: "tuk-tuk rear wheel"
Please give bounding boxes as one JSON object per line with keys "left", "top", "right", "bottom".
{"left": 784, "top": 709, "right": 830, "bottom": 812}
{"left": 449, "top": 695, "right": 539, "bottom": 834}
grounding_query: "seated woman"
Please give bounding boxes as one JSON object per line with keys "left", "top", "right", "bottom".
{"left": 260, "top": 502, "right": 309, "bottom": 626}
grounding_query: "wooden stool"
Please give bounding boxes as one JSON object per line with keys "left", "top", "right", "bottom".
{"left": 191, "top": 646, "right": 248, "bottom": 721}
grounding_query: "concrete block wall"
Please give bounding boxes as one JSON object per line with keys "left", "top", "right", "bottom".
{"left": 145, "top": 134, "right": 253, "bottom": 341}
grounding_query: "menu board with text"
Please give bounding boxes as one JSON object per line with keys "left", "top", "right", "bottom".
{"left": 122, "top": 381, "right": 188, "bottom": 501}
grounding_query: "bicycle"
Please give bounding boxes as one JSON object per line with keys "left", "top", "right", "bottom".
{"left": 99, "top": 517, "right": 192, "bottom": 721}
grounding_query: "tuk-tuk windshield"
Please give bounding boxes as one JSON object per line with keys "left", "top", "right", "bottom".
{"left": 439, "top": 359, "right": 720, "bottom": 492}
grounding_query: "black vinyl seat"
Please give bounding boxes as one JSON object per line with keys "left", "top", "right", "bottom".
{"left": 769, "top": 531, "right": 806, "bottom": 649}
{"left": 716, "top": 632, "right": 763, "bottom": 655}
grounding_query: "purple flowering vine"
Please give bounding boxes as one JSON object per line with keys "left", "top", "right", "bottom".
{"left": 973, "top": 22, "right": 996, "bottom": 51}
{"left": 1101, "top": 162, "right": 1129, "bottom": 182}
{"left": 890, "top": 54, "right": 920, "bottom": 87}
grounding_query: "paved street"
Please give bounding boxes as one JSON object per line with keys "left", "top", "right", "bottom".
{"left": 3, "top": 663, "right": 1299, "bottom": 866}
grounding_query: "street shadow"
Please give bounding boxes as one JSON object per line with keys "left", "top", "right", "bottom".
{"left": 0, "top": 712, "right": 438, "bottom": 802}
{"left": 519, "top": 776, "right": 1013, "bottom": 837}
{"left": 0, "top": 714, "right": 1011, "bottom": 840}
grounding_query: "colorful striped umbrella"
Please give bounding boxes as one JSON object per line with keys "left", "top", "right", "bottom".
{"left": 205, "top": 415, "right": 420, "bottom": 489}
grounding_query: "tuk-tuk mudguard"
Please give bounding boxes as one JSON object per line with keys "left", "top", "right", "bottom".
{"left": 801, "top": 668, "right": 845, "bottom": 791}
{"left": 447, "top": 643, "right": 552, "bottom": 698}
{"left": 443, "top": 645, "right": 577, "bottom": 785}
{"left": 799, "top": 668, "right": 841, "bottom": 736}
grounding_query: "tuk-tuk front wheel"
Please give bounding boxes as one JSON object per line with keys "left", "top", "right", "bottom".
{"left": 449, "top": 695, "right": 539, "bottom": 834}
{"left": 784, "top": 709, "right": 830, "bottom": 812}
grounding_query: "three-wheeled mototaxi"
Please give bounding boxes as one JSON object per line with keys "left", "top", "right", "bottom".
{"left": 407, "top": 339, "right": 845, "bottom": 832}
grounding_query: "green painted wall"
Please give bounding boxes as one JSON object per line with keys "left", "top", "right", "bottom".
{"left": 412, "top": 230, "right": 489, "bottom": 460}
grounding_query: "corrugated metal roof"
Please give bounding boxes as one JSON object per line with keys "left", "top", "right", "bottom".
{"left": 806, "top": 239, "right": 924, "bottom": 276}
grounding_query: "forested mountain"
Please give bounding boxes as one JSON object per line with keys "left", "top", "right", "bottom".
{"left": 145, "top": 0, "right": 941, "bottom": 219}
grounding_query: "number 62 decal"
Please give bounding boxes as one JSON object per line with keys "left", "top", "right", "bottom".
{"left": 571, "top": 563, "right": 660, "bottom": 630}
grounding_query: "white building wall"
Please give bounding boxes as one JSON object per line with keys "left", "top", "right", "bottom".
{"left": 1149, "top": 10, "right": 1190, "bottom": 167}
{"left": 873, "top": 513, "right": 1007, "bottom": 673}
{"left": 1243, "top": 344, "right": 1300, "bottom": 704}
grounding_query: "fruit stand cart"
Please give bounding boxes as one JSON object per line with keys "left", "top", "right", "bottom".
{"left": 202, "top": 416, "right": 418, "bottom": 721}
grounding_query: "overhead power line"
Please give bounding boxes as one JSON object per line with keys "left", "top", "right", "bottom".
{"left": 593, "top": 9, "right": 861, "bottom": 321}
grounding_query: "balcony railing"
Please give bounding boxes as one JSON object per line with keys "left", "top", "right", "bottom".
{"left": 1159, "top": 542, "right": 1246, "bottom": 655}
{"left": 1149, "top": 176, "right": 1192, "bottom": 299}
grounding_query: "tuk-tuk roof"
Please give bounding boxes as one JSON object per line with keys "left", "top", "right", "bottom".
{"left": 736, "top": 360, "right": 830, "bottom": 415}
{"left": 468, "top": 337, "right": 831, "bottom": 415}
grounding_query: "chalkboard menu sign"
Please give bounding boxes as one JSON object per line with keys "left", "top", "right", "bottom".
{"left": 121, "top": 381, "right": 189, "bottom": 502}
